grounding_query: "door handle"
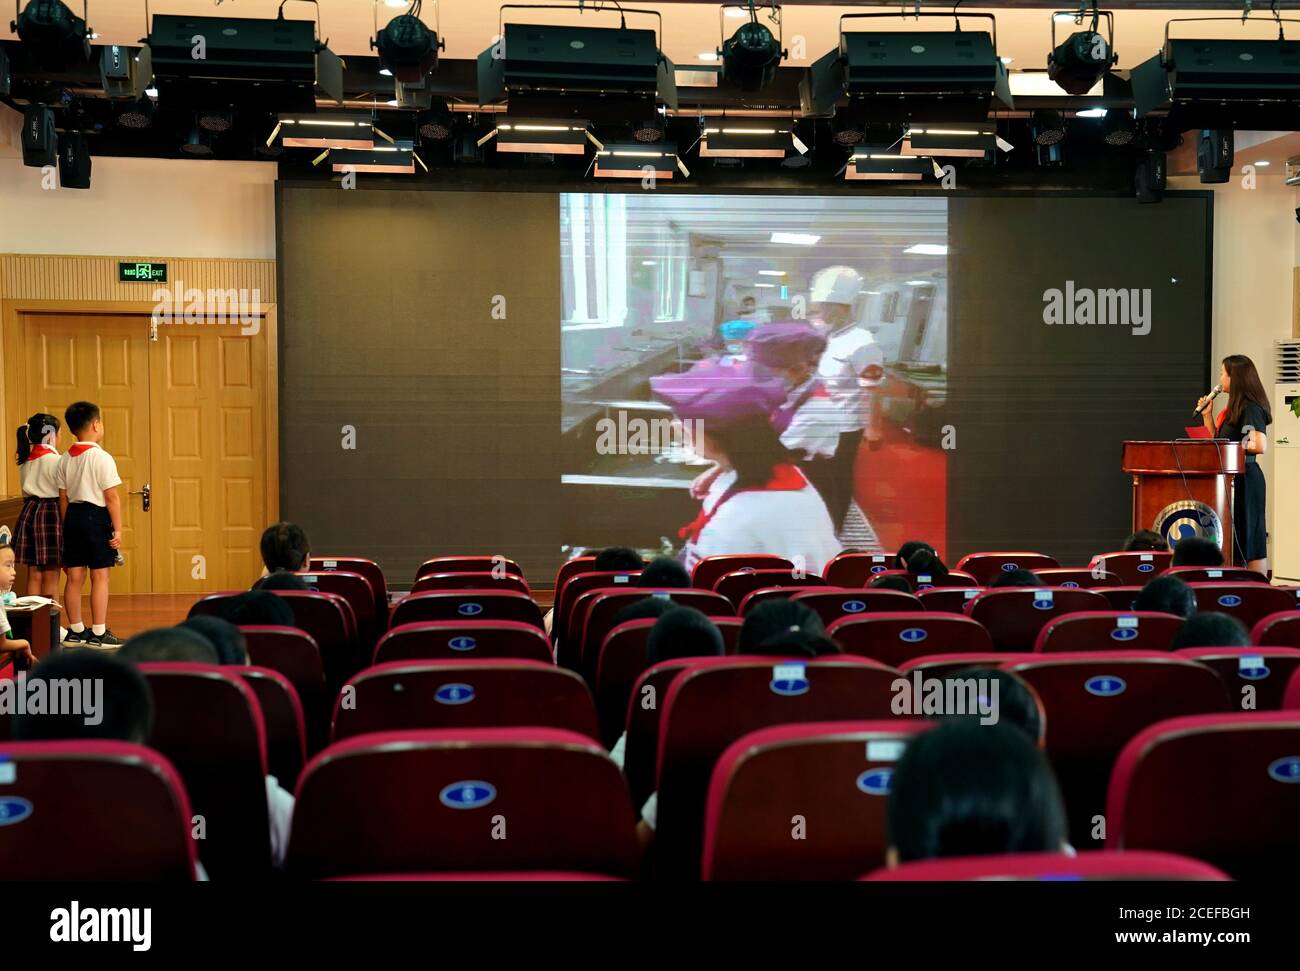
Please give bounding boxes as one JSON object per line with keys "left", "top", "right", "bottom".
{"left": 129, "top": 481, "right": 151, "bottom": 512}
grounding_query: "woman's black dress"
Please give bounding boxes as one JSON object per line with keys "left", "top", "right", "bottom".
{"left": 1218, "top": 401, "right": 1270, "bottom": 563}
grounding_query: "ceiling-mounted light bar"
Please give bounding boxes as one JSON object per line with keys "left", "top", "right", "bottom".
{"left": 701, "top": 126, "right": 806, "bottom": 159}
{"left": 900, "top": 128, "right": 1013, "bottom": 158}
{"left": 276, "top": 112, "right": 376, "bottom": 150}
{"left": 594, "top": 143, "right": 689, "bottom": 179}
{"left": 478, "top": 118, "right": 602, "bottom": 155}
{"left": 845, "top": 150, "right": 937, "bottom": 182}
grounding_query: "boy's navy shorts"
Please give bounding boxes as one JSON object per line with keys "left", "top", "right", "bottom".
{"left": 63, "top": 502, "right": 116, "bottom": 569}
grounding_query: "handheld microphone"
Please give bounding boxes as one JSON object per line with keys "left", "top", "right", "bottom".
{"left": 1193, "top": 384, "right": 1222, "bottom": 415}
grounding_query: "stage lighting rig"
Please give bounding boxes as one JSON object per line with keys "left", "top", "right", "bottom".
{"left": 1047, "top": 6, "right": 1118, "bottom": 96}
{"left": 717, "top": 2, "right": 785, "bottom": 93}
{"left": 11, "top": 0, "right": 92, "bottom": 67}
{"left": 372, "top": 0, "right": 443, "bottom": 85}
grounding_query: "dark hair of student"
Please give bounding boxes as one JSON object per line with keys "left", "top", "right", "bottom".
{"left": 179, "top": 615, "right": 249, "bottom": 665}
{"left": 1170, "top": 611, "right": 1250, "bottom": 650}
{"left": 14, "top": 412, "right": 60, "bottom": 466}
{"left": 990, "top": 569, "right": 1042, "bottom": 589}
{"left": 593, "top": 546, "right": 645, "bottom": 572}
{"left": 1122, "top": 529, "right": 1168, "bottom": 553}
{"left": 260, "top": 522, "right": 311, "bottom": 573}
{"left": 906, "top": 548, "right": 949, "bottom": 580}
{"left": 738, "top": 598, "right": 841, "bottom": 658}
{"left": 1132, "top": 575, "right": 1197, "bottom": 619}
{"left": 646, "top": 607, "right": 725, "bottom": 665}
{"left": 705, "top": 414, "right": 800, "bottom": 490}
{"left": 895, "top": 540, "right": 935, "bottom": 571}
{"left": 116, "top": 626, "right": 220, "bottom": 665}
{"left": 887, "top": 720, "right": 1068, "bottom": 863}
{"left": 637, "top": 556, "right": 691, "bottom": 588}
{"left": 610, "top": 596, "right": 677, "bottom": 629}
{"left": 206, "top": 590, "right": 296, "bottom": 628}
{"left": 1221, "top": 354, "right": 1272, "bottom": 430}
{"left": 948, "top": 668, "right": 1045, "bottom": 746}
{"left": 63, "top": 401, "right": 100, "bottom": 437}
{"left": 14, "top": 651, "right": 154, "bottom": 744}
{"left": 869, "top": 574, "right": 913, "bottom": 593}
{"left": 254, "top": 571, "right": 311, "bottom": 592}
{"left": 1171, "top": 536, "right": 1224, "bottom": 568}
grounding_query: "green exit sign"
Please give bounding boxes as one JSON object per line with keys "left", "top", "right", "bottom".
{"left": 118, "top": 261, "right": 167, "bottom": 283}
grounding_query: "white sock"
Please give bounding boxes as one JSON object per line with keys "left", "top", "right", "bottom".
{"left": 70, "top": 622, "right": 85, "bottom": 633}
{"left": 91, "top": 624, "right": 106, "bottom": 636}
{"left": 59, "top": 627, "right": 68, "bottom": 641}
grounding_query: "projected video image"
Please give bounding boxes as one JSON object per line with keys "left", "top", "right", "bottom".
{"left": 558, "top": 194, "right": 950, "bottom": 571}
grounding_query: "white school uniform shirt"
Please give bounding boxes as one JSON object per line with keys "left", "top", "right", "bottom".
{"left": 681, "top": 466, "right": 842, "bottom": 577}
{"left": 20, "top": 445, "right": 62, "bottom": 498}
{"left": 56, "top": 442, "right": 122, "bottom": 506}
{"left": 266, "top": 776, "right": 294, "bottom": 868}
{"left": 778, "top": 377, "right": 841, "bottom": 461}
{"left": 817, "top": 325, "right": 885, "bottom": 433}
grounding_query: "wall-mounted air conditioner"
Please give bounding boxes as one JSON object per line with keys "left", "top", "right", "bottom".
{"left": 1273, "top": 339, "right": 1300, "bottom": 581}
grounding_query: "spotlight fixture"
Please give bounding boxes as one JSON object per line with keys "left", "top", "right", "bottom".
{"left": 1197, "top": 129, "right": 1233, "bottom": 184}
{"left": 1031, "top": 109, "right": 1067, "bottom": 146}
{"left": 701, "top": 126, "right": 804, "bottom": 159}
{"left": 718, "top": 2, "right": 786, "bottom": 93}
{"left": 21, "top": 104, "right": 57, "bottom": 167}
{"left": 100, "top": 44, "right": 152, "bottom": 100}
{"left": 11, "top": 0, "right": 92, "bottom": 68}
{"left": 417, "top": 101, "right": 454, "bottom": 142}
{"left": 115, "top": 96, "right": 155, "bottom": 129}
{"left": 1100, "top": 109, "right": 1135, "bottom": 146}
{"left": 198, "top": 111, "right": 233, "bottom": 134}
{"left": 57, "top": 131, "right": 91, "bottom": 189}
{"left": 592, "top": 143, "right": 689, "bottom": 180}
{"left": 845, "top": 150, "right": 935, "bottom": 182}
{"left": 180, "top": 126, "right": 213, "bottom": 157}
{"left": 1036, "top": 142, "right": 1064, "bottom": 167}
{"left": 479, "top": 118, "right": 600, "bottom": 155}
{"left": 0, "top": 43, "right": 9, "bottom": 96}
{"left": 372, "top": 0, "right": 443, "bottom": 85}
{"left": 901, "top": 127, "right": 1012, "bottom": 158}
{"left": 275, "top": 112, "right": 375, "bottom": 150}
{"left": 1135, "top": 148, "right": 1166, "bottom": 204}
{"left": 831, "top": 115, "right": 865, "bottom": 148}
{"left": 633, "top": 116, "right": 665, "bottom": 143}
{"left": 1047, "top": 7, "right": 1118, "bottom": 96}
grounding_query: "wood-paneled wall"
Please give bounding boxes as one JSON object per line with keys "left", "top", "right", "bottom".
{"left": 0, "top": 254, "right": 276, "bottom": 302}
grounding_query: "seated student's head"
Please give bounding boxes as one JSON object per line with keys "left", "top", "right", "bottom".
{"left": 947, "top": 668, "right": 1044, "bottom": 745}
{"left": 116, "top": 626, "right": 219, "bottom": 664}
{"left": 637, "top": 556, "right": 690, "bottom": 589}
{"left": 895, "top": 541, "right": 935, "bottom": 571}
{"left": 64, "top": 400, "right": 103, "bottom": 442}
{"left": 253, "top": 571, "right": 311, "bottom": 592}
{"left": 869, "top": 574, "right": 913, "bottom": 594}
{"left": 1133, "top": 575, "right": 1197, "bottom": 619}
{"left": 906, "top": 548, "right": 949, "bottom": 580}
{"left": 1171, "top": 536, "right": 1223, "bottom": 567}
{"left": 594, "top": 546, "right": 645, "bottom": 572}
{"left": 990, "top": 568, "right": 1042, "bottom": 589}
{"left": 610, "top": 595, "right": 677, "bottom": 630}
{"left": 179, "top": 615, "right": 249, "bottom": 665}
{"left": 208, "top": 590, "right": 296, "bottom": 628}
{"left": 1171, "top": 611, "right": 1250, "bottom": 649}
{"left": 14, "top": 651, "right": 153, "bottom": 744}
{"left": 646, "top": 607, "right": 725, "bottom": 665}
{"left": 886, "top": 720, "right": 1068, "bottom": 865}
{"left": 260, "top": 521, "right": 311, "bottom": 573}
{"left": 1123, "top": 529, "right": 1169, "bottom": 553}
{"left": 739, "top": 599, "right": 841, "bottom": 657}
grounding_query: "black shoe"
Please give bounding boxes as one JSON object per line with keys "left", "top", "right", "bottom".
{"left": 62, "top": 628, "right": 90, "bottom": 646}
{"left": 86, "top": 630, "right": 122, "bottom": 650}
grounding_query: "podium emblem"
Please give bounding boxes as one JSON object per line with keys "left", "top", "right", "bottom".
{"left": 1153, "top": 500, "right": 1222, "bottom": 549}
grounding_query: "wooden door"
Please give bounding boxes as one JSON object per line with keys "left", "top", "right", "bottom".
{"left": 148, "top": 322, "right": 268, "bottom": 592}
{"left": 21, "top": 313, "right": 154, "bottom": 592}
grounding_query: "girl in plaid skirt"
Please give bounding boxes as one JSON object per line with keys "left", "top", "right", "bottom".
{"left": 13, "top": 412, "right": 63, "bottom": 598}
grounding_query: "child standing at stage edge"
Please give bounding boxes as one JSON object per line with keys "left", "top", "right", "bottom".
{"left": 58, "top": 401, "right": 124, "bottom": 649}
{"left": 13, "top": 412, "right": 65, "bottom": 599}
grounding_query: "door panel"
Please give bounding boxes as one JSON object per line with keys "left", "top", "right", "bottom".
{"left": 21, "top": 314, "right": 153, "bottom": 592}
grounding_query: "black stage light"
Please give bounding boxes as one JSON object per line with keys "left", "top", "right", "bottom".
{"left": 1135, "top": 149, "right": 1166, "bottom": 204}
{"left": 100, "top": 44, "right": 152, "bottom": 100}
{"left": 0, "top": 41, "right": 12, "bottom": 96}
{"left": 57, "top": 131, "right": 91, "bottom": 188}
{"left": 720, "top": 3, "right": 785, "bottom": 93}
{"left": 21, "top": 104, "right": 57, "bottom": 167}
{"left": 1031, "top": 109, "right": 1066, "bottom": 146}
{"left": 1197, "top": 129, "right": 1233, "bottom": 184}
{"left": 1101, "top": 109, "right": 1135, "bottom": 147}
{"left": 181, "top": 126, "right": 213, "bottom": 157}
{"left": 417, "top": 101, "right": 454, "bottom": 142}
{"left": 11, "top": 0, "right": 91, "bottom": 67}
{"left": 1036, "top": 142, "right": 1064, "bottom": 167}
{"left": 199, "top": 111, "right": 233, "bottom": 133}
{"left": 1047, "top": 9, "right": 1117, "bottom": 96}
{"left": 632, "top": 117, "right": 665, "bottom": 143}
{"left": 373, "top": 3, "right": 442, "bottom": 85}
{"left": 116, "top": 96, "right": 155, "bottom": 129}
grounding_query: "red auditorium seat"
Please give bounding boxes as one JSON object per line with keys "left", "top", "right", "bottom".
{"left": 412, "top": 572, "right": 531, "bottom": 595}
{"left": 968, "top": 587, "right": 1110, "bottom": 651}
{"left": 1189, "top": 582, "right": 1300, "bottom": 629}
{"left": 1088, "top": 551, "right": 1172, "bottom": 585}
{"left": 329, "top": 872, "right": 626, "bottom": 882}
{"left": 623, "top": 658, "right": 718, "bottom": 809}
{"left": 138, "top": 663, "right": 272, "bottom": 878}
{"left": 1035, "top": 568, "right": 1122, "bottom": 588}
{"left": 916, "top": 587, "right": 984, "bottom": 614}
{"left": 827, "top": 612, "right": 994, "bottom": 666}
{"left": 331, "top": 660, "right": 599, "bottom": 742}
{"left": 237, "top": 666, "right": 307, "bottom": 790}
{"left": 577, "top": 588, "right": 734, "bottom": 683}
{"left": 824, "top": 551, "right": 895, "bottom": 587}
{"left": 1099, "top": 586, "right": 1143, "bottom": 612}
{"left": 702, "top": 721, "right": 934, "bottom": 880}
{"left": 0, "top": 741, "right": 197, "bottom": 880}
{"left": 390, "top": 589, "right": 544, "bottom": 632}
{"left": 788, "top": 588, "right": 923, "bottom": 626}
{"left": 737, "top": 586, "right": 823, "bottom": 615}
{"left": 955, "top": 552, "right": 1061, "bottom": 585}
{"left": 691, "top": 554, "right": 793, "bottom": 590}
{"left": 300, "top": 569, "right": 381, "bottom": 647}
{"left": 1003, "top": 652, "right": 1229, "bottom": 849}
{"left": 415, "top": 556, "right": 525, "bottom": 581}
{"left": 859, "top": 569, "right": 980, "bottom": 592}
{"left": 373, "top": 621, "right": 553, "bottom": 665}
{"left": 1107, "top": 712, "right": 1300, "bottom": 879}
{"left": 863, "top": 851, "right": 1228, "bottom": 881}
{"left": 899, "top": 653, "right": 1033, "bottom": 680}
{"left": 240, "top": 625, "right": 329, "bottom": 754}
{"left": 286, "top": 728, "right": 639, "bottom": 879}
{"left": 310, "top": 556, "right": 389, "bottom": 627}
{"left": 1252, "top": 611, "right": 1300, "bottom": 648}
{"left": 1034, "top": 611, "right": 1184, "bottom": 653}
{"left": 552, "top": 555, "right": 597, "bottom": 598}
{"left": 1176, "top": 646, "right": 1300, "bottom": 710}
{"left": 554, "top": 571, "right": 640, "bottom": 647}
{"left": 1163, "top": 566, "right": 1270, "bottom": 584}
{"left": 652, "top": 655, "right": 905, "bottom": 879}
{"left": 713, "top": 569, "right": 825, "bottom": 608}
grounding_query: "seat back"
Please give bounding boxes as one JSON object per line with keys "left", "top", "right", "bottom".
{"left": 240, "top": 625, "right": 329, "bottom": 754}
{"left": 300, "top": 569, "right": 380, "bottom": 648}
{"left": 578, "top": 589, "right": 734, "bottom": 684}
{"left": 1253, "top": 611, "right": 1300, "bottom": 648}
{"left": 858, "top": 569, "right": 980, "bottom": 592}
{"left": 898, "top": 652, "right": 1032, "bottom": 679}
{"left": 412, "top": 572, "right": 531, "bottom": 595}
{"left": 1089, "top": 551, "right": 1172, "bottom": 585}
{"left": 286, "top": 728, "right": 639, "bottom": 879}
{"left": 415, "top": 556, "right": 525, "bottom": 581}
{"left": 271, "top": 590, "right": 362, "bottom": 689}
{"left": 702, "top": 721, "right": 933, "bottom": 880}
{"left": 1175, "top": 647, "right": 1300, "bottom": 710}
{"left": 955, "top": 552, "right": 1061, "bottom": 585}
{"left": 713, "top": 569, "right": 824, "bottom": 608}
{"left": 138, "top": 662, "right": 271, "bottom": 878}
{"left": 968, "top": 587, "right": 1110, "bottom": 651}
{"left": 1189, "top": 582, "right": 1300, "bottom": 629}
{"left": 1003, "top": 652, "right": 1229, "bottom": 849}
{"left": 555, "top": 571, "right": 640, "bottom": 647}
{"left": 824, "top": 551, "right": 896, "bottom": 587}
{"left": 1107, "top": 712, "right": 1300, "bottom": 879}
{"left": 310, "top": 556, "right": 389, "bottom": 626}
{"left": 553, "top": 555, "right": 598, "bottom": 597}
{"left": 0, "top": 741, "right": 197, "bottom": 880}
{"left": 916, "top": 587, "right": 984, "bottom": 614}
{"left": 1163, "top": 566, "right": 1270, "bottom": 584}
{"left": 374, "top": 621, "right": 553, "bottom": 665}
{"left": 654, "top": 656, "right": 905, "bottom": 878}
{"left": 1099, "top": 586, "right": 1144, "bottom": 612}
{"left": 864, "top": 850, "right": 1228, "bottom": 881}
{"left": 737, "top": 586, "right": 823, "bottom": 616}
{"left": 1034, "top": 611, "right": 1183, "bottom": 653}
{"left": 237, "top": 665, "right": 307, "bottom": 789}
{"left": 691, "top": 554, "right": 793, "bottom": 590}
{"left": 1034, "top": 568, "right": 1122, "bottom": 588}
{"left": 828, "top": 612, "right": 994, "bottom": 666}
{"left": 332, "top": 660, "right": 599, "bottom": 742}
{"left": 390, "top": 590, "right": 544, "bottom": 631}
{"left": 788, "top": 588, "right": 923, "bottom": 627}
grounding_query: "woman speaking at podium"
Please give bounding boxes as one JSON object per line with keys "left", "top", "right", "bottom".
{"left": 1197, "top": 354, "right": 1272, "bottom": 574}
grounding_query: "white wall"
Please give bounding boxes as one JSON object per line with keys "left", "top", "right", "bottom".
{"left": 0, "top": 107, "right": 277, "bottom": 259}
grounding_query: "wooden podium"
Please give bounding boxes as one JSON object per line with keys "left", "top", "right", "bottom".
{"left": 1122, "top": 440, "right": 1245, "bottom": 564}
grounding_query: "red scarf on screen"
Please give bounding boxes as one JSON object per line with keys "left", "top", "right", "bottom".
{"left": 678, "top": 464, "right": 808, "bottom": 543}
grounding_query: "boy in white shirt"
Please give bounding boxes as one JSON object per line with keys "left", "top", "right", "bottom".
{"left": 57, "top": 402, "right": 124, "bottom": 650}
